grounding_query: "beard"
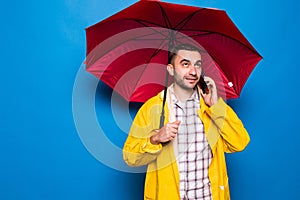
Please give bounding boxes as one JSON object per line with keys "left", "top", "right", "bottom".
{"left": 173, "top": 74, "right": 199, "bottom": 90}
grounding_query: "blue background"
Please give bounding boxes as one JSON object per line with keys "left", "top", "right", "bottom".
{"left": 1, "top": 0, "right": 299, "bottom": 199}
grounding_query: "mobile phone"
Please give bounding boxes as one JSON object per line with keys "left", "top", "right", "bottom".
{"left": 199, "top": 71, "right": 209, "bottom": 94}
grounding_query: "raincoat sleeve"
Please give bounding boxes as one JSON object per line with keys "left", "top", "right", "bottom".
{"left": 202, "top": 97, "right": 250, "bottom": 153}
{"left": 123, "top": 97, "right": 163, "bottom": 167}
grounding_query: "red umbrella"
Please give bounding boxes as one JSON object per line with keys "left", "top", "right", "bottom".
{"left": 85, "top": 0, "right": 262, "bottom": 102}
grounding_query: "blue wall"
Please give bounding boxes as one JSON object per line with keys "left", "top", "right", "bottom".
{"left": 1, "top": 0, "right": 299, "bottom": 199}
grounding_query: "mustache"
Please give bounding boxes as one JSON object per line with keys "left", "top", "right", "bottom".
{"left": 185, "top": 75, "right": 199, "bottom": 79}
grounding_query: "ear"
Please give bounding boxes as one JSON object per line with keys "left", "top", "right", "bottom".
{"left": 167, "top": 64, "right": 174, "bottom": 76}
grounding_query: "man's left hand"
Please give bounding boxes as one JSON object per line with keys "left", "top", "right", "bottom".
{"left": 200, "top": 76, "right": 218, "bottom": 107}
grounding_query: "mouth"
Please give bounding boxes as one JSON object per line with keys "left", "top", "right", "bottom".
{"left": 186, "top": 77, "right": 198, "bottom": 83}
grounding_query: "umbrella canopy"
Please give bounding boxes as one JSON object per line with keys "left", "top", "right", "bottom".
{"left": 85, "top": 0, "right": 262, "bottom": 102}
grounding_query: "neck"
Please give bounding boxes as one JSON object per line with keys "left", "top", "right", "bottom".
{"left": 173, "top": 84, "right": 194, "bottom": 103}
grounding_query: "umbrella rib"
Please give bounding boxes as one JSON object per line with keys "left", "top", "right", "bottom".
{"left": 129, "top": 1, "right": 172, "bottom": 29}
{"left": 172, "top": 8, "right": 260, "bottom": 57}
{"left": 156, "top": 1, "right": 172, "bottom": 29}
{"left": 131, "top": 18, "right": 259, "bottom": 57}
{"left": 179, "top": 30, "right": 261, "bottom": 56}
{"left": 133, "top": 19, "right": 166, "bottom": 28}
{"left": 174, "top": 9, "right": 201, "bottom": 31}
{"left": 130, "top": 39, "right": 168, "bottom": 100}
{"left": 132, "top": 17, "right": 259, "bottom": 56}
{"left": 136, "top": 21, "right": 171, "bottom": 38}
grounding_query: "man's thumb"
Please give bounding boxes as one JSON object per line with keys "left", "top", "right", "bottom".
{"left": 174, "top": 120, "right": 181, "bottom": 125}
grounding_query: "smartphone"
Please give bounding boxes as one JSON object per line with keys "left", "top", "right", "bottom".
{"left": 199, "top": 71, "right": 209, "bottom": 94}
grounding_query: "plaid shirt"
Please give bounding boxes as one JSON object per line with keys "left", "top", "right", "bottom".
{"left": 171, "top": 88, "right": 213, "bottom": 200}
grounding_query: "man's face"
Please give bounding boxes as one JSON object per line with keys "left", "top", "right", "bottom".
{"left": 168, "top": 49, "right": 202, "bottom": 90}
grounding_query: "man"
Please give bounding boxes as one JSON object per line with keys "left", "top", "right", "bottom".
{"left": 123, "top": 43, "right": 250, "bottom": 200}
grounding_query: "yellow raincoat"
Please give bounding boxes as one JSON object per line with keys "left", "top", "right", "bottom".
{"left": 123, "top": 87, "right": 250, "bottom": 200}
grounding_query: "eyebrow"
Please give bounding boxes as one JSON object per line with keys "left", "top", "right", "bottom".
{"left": 179, "top": 59, "right": 202, "bottom": 64}
{"left": 179, "top": 59, "right": 191, "bottom": 64}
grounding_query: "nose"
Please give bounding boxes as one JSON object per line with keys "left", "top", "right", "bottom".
{"left": 189, "top": 66, "right": 197, "bottom": 75}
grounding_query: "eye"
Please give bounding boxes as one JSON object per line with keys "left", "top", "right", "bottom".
{"left": 182, "top": 62, "right": 189, "bottom": 68}
{"left": 195, "top": 62, "right": 202, "bottom": 68}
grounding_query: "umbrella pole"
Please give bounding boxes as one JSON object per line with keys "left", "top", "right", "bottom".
{"left": 159, "top": 76, "right": 168, "bottom": 129}
{"left": 159, "top": 30, "right": 174, "bottom": 129}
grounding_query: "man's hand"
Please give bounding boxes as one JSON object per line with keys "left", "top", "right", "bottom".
{"left": 200, "top": 76, "right": 218, "bottom": 107}
{"left": 150, "top": 120, "right": 181, "bottom": 145}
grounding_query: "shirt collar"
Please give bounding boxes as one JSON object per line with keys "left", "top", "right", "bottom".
{"left": 170, "top": 85, "right": 200, "bottom": 105}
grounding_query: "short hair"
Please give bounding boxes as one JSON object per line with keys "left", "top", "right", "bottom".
{"left": 168, "top": 43, "right": 202, "bottom": 64}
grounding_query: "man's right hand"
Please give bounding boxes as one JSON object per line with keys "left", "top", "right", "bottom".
{"left": 150, "top": 120, "right": 181, "bottom": 145}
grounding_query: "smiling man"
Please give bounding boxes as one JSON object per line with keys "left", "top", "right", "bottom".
{"left": 123, "top": 43, "right": 250, "bottom": 200}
